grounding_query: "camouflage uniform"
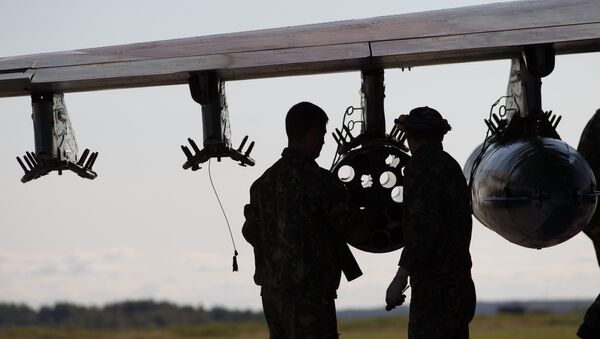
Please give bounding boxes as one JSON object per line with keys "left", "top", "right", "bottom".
{"left": 578, "top": 295, "right": 600, "bottom": 339}
{"left": 243, "top": 148, "right": 359, "bottom": 339}
{"left": 576, "top": 109, "right": 600, "bottom": 338}
{"left": 577, "top": 108, "right": 600, "bottom": 266}
{"left": 399, "top": 142, "right": 476, "bottom": 339}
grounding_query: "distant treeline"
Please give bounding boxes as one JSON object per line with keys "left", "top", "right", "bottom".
{"left": 0, "top": 300, "right": 263, "bottom": 328}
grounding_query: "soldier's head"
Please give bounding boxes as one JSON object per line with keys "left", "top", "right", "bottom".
{"left": 395, "top": 106, "right": 451, "bottom": 153}
{"left": 286, "top": 102, "right": 329, "bottom": 159}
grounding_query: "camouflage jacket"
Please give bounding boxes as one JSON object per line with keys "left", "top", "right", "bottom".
{"left": 573, "top": 110, "right": 600, "bottom": 338}
{"left": 577, "top": 108, "right": 600, "bottom": 257}
{"left": 242, "top": 148, "right": 358, "bottom": 295}
{"left": 586, "top": 295, "right": 600, "bottom": 328}
{"left": 579, "top": 294, "right": 600, "bottom": 337}
{"left": 399, "top": 142, "right": 473, "bottom": 275}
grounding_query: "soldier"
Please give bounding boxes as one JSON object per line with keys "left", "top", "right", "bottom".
{"left": 578, "top": 296, "right": 600, "bottom": 339}
{"left": 576, "top": 108, "right": 600, "bottom": 339}
{"left": 242, "top": 102, "right": 362, "bottom": 339}
{"left": 386, "top": 107, "right": 476, "bottom": 339}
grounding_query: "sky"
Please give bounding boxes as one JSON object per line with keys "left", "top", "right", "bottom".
{"left": 0, "top": 0, "right": 599, "bottom": 311}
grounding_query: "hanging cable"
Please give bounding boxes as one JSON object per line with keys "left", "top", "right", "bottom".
{"left": 208, "top": 159, "right": 239, "bottom": 272}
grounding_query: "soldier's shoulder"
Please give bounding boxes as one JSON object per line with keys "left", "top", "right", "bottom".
{"left": 406, "top": 148, "right": 462, "bottom": 178}
{"left": 314, "top": 165, "right": 337, "bottom": 180}
{"left": 405, "top": 149, "right": 442, "bottom": 176}
{"left": 292, "top": 164, "right": 345, "bottom": 198}
{"left": 251, "top": 158, "right": 285, "bottom": 189}
{"left": 579, "top": 109, "right": 600, "bottom": 146}
{"left": 441, "top": 150, "right": 463, "bottom": 169}
{"left": 314, "top": 164, "right": 346, "bottom": 188}
{"left": 439, "top": 151, "right": 467, "bottom": 181}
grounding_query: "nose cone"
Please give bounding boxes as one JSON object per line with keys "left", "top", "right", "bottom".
{"left": 465, "top": 137, "right": 597, "bottom": 248}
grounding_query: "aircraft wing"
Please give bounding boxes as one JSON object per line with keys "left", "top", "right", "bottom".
{"left": 1, "top": 0, "right": 600, "bottom": 97}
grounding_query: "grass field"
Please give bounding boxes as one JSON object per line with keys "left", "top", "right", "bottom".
{"left": 0, "top": 313, "right": 583, "bottom": 339}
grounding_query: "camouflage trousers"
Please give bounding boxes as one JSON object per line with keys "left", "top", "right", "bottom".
{"left": 578, "top": 224, "right": 600, "bottom": 338}
{"left": 583, "top": 226, "right": 600, "bottom": 267}
{"left": 578, "top": 294, "right": 600, "bottom": 339}
{"left": 408, "top": 271, "right": 476, "bottom": 339}
{"left": 261, "top": 288, "right": 338, "bottom": 339}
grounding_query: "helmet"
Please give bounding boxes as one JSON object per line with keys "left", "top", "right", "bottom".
{"left": 395, "top": 106, "right": 451, "bottom": 134}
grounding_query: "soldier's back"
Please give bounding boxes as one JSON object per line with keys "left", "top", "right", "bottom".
{"left": 404, "top": 142, "right": 472, "bottom": 274}
{"left": 247, "top": 148, "right": 344, "bottom": 294}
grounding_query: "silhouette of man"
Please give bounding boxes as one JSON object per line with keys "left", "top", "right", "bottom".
{"left": 243, "top": 101, "right": 362, "bottom": 339}
{"left": 386, "top": 107, "right": 476, "bottom": 339}
{"left": 576, "top": 108, "right": 600, "bottom": 339}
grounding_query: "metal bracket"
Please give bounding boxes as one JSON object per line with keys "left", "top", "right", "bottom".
{"left": 181, "top": 71, "right": 255, "bottom": 170}
{"left": 505, "top": 44, "right": 555, "bottom": 119}
{"left": 360, "top": 69, "right": 407, "bottom": 150}
{"left": 497, "top": 44, "right": 561, "bottom": 140}
{"left": 16, "top": 93, "right": 98, "bottom": 183}
{"left": 332, "top": 69, "right": 407, "bottom": 160}
{"left": 360, "top": 69, "right": 386, "bottom": 138}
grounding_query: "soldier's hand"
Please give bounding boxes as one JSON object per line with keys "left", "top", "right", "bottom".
{"left": 385, "top": 266, "right": 409, "bottom": 310}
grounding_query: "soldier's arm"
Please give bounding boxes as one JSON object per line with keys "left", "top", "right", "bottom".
{"left": 584, "top": 227, "right": 600, "bottom": 268}
{"left": 398, "top": 168, "right": 444, "bottom": 273}
{"left": 578, "top": 294, "right": 600, "bottom": 338}
{"left": 242, "top": 185, "right": 260, "bottom": 246}
{"left": 319, "top": 174, "right": 364, "bottom": 280}
{"left": 322, "top": 173, "right": 363, "bottom": 238}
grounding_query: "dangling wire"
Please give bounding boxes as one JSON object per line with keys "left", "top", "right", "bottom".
{"left": 208, "top": 159, "right": 239, "bottom": 272}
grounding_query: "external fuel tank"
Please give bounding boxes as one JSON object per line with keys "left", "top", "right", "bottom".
{"left": 464, "top": 136, "right": 597, "bottom": 248}
{"left": 463, "top": 50, "right": 598, "bottom": 249}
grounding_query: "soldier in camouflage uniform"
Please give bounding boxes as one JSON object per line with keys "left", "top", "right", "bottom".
{"left": 386, "top": 107, "right": 476, "bottom": 339}
{"left": 242, "top": 102, "right": 362, "bottom": 339}
{"left": 576, "top": 108, "right": 600, "bottom": 339}
{"left": 579, "top": 295, "right": 600, "bottom": 339}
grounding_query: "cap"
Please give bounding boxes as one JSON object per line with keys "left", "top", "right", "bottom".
{"left": 395, "top": 106, "right": 451, "bottom": 134}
